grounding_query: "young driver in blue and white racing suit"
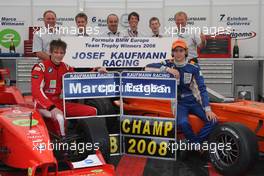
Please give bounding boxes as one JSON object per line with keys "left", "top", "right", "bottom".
{"left": 145, "top": 39, "right": 218, "bottom": 144}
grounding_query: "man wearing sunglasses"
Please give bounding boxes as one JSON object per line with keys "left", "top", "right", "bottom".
{"left": 145, "top": 39, "right": 217, "bottom": 144}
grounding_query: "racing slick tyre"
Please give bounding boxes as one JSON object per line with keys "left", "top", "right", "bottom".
{"left": 208, "top": 122, "right": 258, "bottom": 176}
{"left": 76, "top": 117, "right": 110, "bottom": 162}
{"left": 0, "top": 163, "right": 23, "bottom": 173}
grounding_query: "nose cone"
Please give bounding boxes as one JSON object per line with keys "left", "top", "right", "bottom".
{"left": 0, "top": 107, "right": 56, "bottom": 169}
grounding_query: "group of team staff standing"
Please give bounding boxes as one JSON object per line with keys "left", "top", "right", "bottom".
{"left": 31, "top": 10, "right": 217, "bottom": 146}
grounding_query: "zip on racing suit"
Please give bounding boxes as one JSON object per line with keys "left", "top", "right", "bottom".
{"left": 31, "top": 58, "right": 97, "bottom": 137}
{"left": 146, "top": 59, "right": 217, "bottom": 143}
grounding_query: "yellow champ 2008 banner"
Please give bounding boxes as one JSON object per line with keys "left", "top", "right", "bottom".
{"left": 121, "top": 118, "right": 175, "bottom": 138}
{"left": 121, "top": 117, "right": 176, "bottom": 159}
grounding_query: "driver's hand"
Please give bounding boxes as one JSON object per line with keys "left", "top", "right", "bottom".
{"left": 206, "top": 111, "right": 217, "bottom": 123}
{"left": 96, "top": 67, "right": 107, "bottom": 73}
{"left": 50, "top": 107, "right": 63, "bottom": 119}
{"left": 166, "top": 68, "right": 180, "bottom": 79}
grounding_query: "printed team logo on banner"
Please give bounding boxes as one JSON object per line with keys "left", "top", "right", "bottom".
{"left": 167, "top": 16, "right": 207, "bottom": 26}
{"left": 62, "top": 36, "right": 174, "bottom": 68}
{"left": 36, "top": 17, "right": 74, "bottom": 26}
{"left": 0, "top": 28, "right": 21, "bottom": 49}
{"left": 230, "top": 29, "right": 257, "bottom": 40}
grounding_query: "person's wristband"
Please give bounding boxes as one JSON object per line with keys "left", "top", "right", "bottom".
{"left": 92, "top": 67, "right": 100, "bottom": 72}
{"left": 204, "top": 106, "right": 211, "bottom": 112}
{"left": 48, "top": 104, "right": 56, "bottom": 111}
{"left": 160, "top": 66, "right": 168, "bottom": 73}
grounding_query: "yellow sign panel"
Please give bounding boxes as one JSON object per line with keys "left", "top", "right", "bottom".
{"left": 121, "top": 117, "right": 175, "bottom": 138}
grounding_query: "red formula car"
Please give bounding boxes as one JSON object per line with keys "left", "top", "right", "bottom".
{"left": 0, "top": 69, "right": 114, "bottom": 176}
{"left": 116, "top": 88, "right": 264, "bottom": 176}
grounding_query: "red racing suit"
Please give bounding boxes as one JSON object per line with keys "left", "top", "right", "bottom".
{"left": 31, "top": 58, "right": 97, "bottom": 136}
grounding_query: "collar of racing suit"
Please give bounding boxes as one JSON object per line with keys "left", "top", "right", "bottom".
{"left": 48, "top": 56, "right": 61, "bottom": 69}
{"left": 173, "top": 59, "right": 188, "bottom": 67}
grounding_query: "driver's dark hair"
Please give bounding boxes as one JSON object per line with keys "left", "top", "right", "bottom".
{"left": 75, "top": 12, "right": 88, "bottom": 22}
{"left": 43, "top": 10, "right": 56, "bottom": 18}
{"left": 149, "top": 17, "right": 160, "bottom": 26}
{"left": 128, "top": 12, "right": 139, "bottom": 21}
{"left": 50, "top": 39, "right": 67, "bottom": 53}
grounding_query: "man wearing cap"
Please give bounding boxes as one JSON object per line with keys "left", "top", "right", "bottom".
{"left": 145, "top": 39, "right": 217, "bottom": 144}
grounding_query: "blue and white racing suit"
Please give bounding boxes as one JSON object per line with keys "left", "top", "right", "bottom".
{"left": 146, "top": 59, "right": 217, "bottom": 143}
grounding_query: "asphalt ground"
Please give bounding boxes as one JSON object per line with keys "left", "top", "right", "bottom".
{"left": 109, "top": 152, "right": 264, "bottom": 176}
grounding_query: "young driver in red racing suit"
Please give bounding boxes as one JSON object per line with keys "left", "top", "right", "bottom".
{"left": 31, "top": 39, "right": 107, "bottom": 138}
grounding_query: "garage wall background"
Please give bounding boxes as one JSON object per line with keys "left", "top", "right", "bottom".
{"left": 0, "top": 0, "right": 263, "bottom": 58}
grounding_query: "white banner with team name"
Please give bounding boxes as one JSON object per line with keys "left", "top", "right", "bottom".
{"left": 62, "top": 37, "right": 174, "bottom": 68}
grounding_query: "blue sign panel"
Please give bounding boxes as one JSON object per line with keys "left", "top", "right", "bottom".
{"left": 121, "top": 72, "right": 177, "bottom": 99}
{"left": 63, "top": 72, "right": 120, "bottom": 99}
